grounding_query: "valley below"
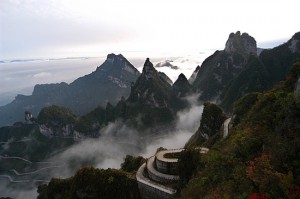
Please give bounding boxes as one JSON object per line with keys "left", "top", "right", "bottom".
{"left": 0, "top": 103, "right": 203, "bottom": 198}
{"left": 0, "top": 30, "right": 299, "bottom": 199}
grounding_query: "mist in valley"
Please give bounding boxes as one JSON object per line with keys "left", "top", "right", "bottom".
{"left": 0, "top": 93, "right": 203, "bottom": 199}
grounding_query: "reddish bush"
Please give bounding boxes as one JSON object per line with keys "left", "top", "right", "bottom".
{"left": 249, "top": 192, "right": 267, "bottom": 199}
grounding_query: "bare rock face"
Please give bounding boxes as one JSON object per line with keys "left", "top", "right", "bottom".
{"left": 225, "top": 31, "right": 257, "bottom": 55}
{"left": 193, "top": 31, "right": 258, "bottom": 102}
{"left": 142, "top": 58, "right": 157, "bottom": 80}
{"left": 129, "top": 58, "right": 171, "bottom": 108}
{"left": 295, "top": 77, "right": 300, "bottom": 94}
{"left": 188, "top": 65, "right": 200, "bottom": 84}
{"left": 289, "top": 32, "right": 300, "bottom": 53}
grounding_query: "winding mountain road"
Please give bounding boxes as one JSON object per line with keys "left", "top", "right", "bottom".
{"left": 11, "top": 165, "right": 63, "bottom": 176}
{"left": 0, "top": 155, "right": 32, "bottom": 163}
{"left": 0, "top": 175, "right": 30, "bottom": 183}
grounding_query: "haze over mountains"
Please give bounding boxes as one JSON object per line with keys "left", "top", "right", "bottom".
{"left": 1, "top": 31, "right": 299, "bottom": 131}
{"left": 0, "top": 30, "right": 300, "bottom": 199}
{"left": 0, "top": 54, "right": 140, "bottom": 126}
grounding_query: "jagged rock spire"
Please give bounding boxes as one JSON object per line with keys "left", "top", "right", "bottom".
{"left": 142, "top": 58, "right": 157, "bottom": 80}
{"left": 128, "top": 57, "right": 172, "bottom": 108}
{"left": 172, "top": 73, "right": 192, "bottom": 98}
{"left": 177, "top": 73, "right": 188, "bottom": 81}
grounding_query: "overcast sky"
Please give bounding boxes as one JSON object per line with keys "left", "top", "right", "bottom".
{"left": 0, "top": 0, "right": 299, "bottom": 59}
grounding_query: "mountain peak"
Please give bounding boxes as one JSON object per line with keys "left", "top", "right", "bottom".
{"left": 172, "top": 73, "right": 192, "bottom": 98}
{"left": 106, "top": 53, "right": 126, "bottom": 63}
{"left": 144, "top": 58, "right": 153, "bottom": 68}
{"left": 128, "top": 57, "right": 172, "bottom": 108}
{"left": 142, "top": 58, "right": 157, "bottom": 80}
{"left": 96, "top": 53, "right": 140, "bottom": 76}
{"left": 177, "top": 73, "right": 188, "bottom": 81}
{"left": 225, "top": 31, "right": 257, "bottom": 55}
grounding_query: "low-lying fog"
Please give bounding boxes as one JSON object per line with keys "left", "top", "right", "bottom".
{"left": 0, "top": 95, "right": 203, "bottom": 199}
{"left": 0, "top": 50, "right": 212, "bottom": 198}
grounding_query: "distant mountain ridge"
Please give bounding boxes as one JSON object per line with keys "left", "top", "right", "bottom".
{"left": 0, "top": 53, "right": 140, "bottom": 127}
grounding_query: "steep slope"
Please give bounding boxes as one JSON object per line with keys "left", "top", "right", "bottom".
{"left": 185, "top": 102, "right": 226, "bottom": 148}
{"left": 220, "top": 32, "right": 300, "bottom": 111}
{"left": 0, "top": 54, "right": 140, "bottom": 127}
{"left": 128, "top": 58, "right": 171, "bottom": 107}
{"left": 158, "top": 71, "right": 173, "bottom": 85}
{"left": 171, "top": 73, "right": 193, "bottom": 110}
{"left": 188, "top": 65, "right": 200, "bottom": 84}
{"left": 178, "top": 61, "right": 300, "bottom": 198}
{"left": 68, "top": 54, "right": 140, "bottom": 113}
{"left": 219, "top": 55, "right": 269, "bottom": 111}
{"left": 37, "top": 167, "right": 141, "bottom": 199}
{"left": 127, "top": 58, "right": 174, "bottom": 126}
{"left": 260, "top": 32, "right": 300, "bottom": 85}
{"left": 172, "top": 73, "right": 193, "bottom": 98}
{"left": 193, "top": 31, "right": 257, "bottom": 101}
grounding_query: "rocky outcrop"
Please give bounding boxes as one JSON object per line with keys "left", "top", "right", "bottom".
{"left": 192, "top": 31, "right": 257, "bottom": 102}
{"left": 289, "top": 32, "right": 300, "bottom": 53}
{"left": 186, "top": 102, "right": 226, "bottom": 148}
{"left": 220, "top": 31, "right": 300, "bottom": 111}
{"left": 225, "top": 31, "right": 257, "bottom": 55}
{"left": 129, "top": 58, "right": 171, "bottom": 108}
{"left": 172, "top": 73, "right": 193, "bottom": 98}
{"left": 126, "top": 58, "right": 174, "bottom": 126}
{"left": 191, "top": 31, "right": 300, "bottom": 112}
{"left": 170, "top": 73, "right": 193, "bottom": 110}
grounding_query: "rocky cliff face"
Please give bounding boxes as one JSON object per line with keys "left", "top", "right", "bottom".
{"left": 170, "top": 73, "right": 193, "bottom": 110}
{"left": 158, "top": 72, "right": 173, "bottom": 85}
{"left": 220, "top": 31, "right": 300, "bottom": 111}
{"left": 191, "top": 31, "right": 300, "bottom": 112}
{"left": 188, "top": 65, "right": 200, "bottom": 84}
{"left": 289, "top": 32, "right": 300, "bottom": 53}
{"left": 172, "top": 73, "right": 193, "bottom": 98}
{"left": 193, "top": 31, "right": 257, "bottom": 102}
{"left": 185, "top": 102, "right": 226, "bottom": 148}
{"left": 225, "top": 31, "right": 257, "bottom": 55}
{"left": 125, "top": 58, "right": 174, "bottom": 126}
{"left": 129, "top": 58, "right": 171, "bottom": 108}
